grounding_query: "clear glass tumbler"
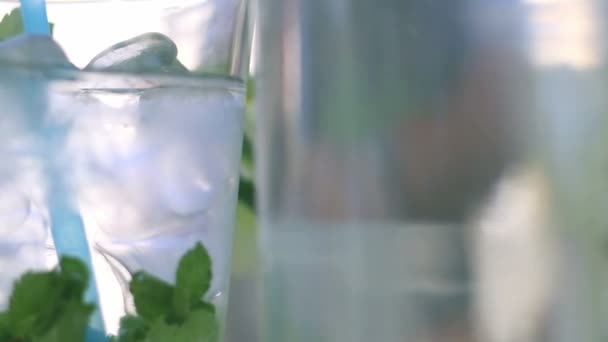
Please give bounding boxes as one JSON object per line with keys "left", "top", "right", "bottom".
{"left": 0, "top": 0, "right": 251, "bottom": 340}
{"left": 253, "top": 0, "right": 604, "bottom": 341}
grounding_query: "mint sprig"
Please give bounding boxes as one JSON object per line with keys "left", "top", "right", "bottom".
{"left": 176, "top": 243, "right": 212, "bottom": 305}
{"left": 0, "top": 256, "right": 95, "bottom": 342}
{"left": 110, "top": 242, "right": 218, "bottom": 342}
{"left": 0, "top": 242, "right": 217, "bottom": 342}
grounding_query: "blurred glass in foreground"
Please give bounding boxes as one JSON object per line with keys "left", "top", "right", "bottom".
{"left": 254, "top": 0, "right": 608, "bottom": 341}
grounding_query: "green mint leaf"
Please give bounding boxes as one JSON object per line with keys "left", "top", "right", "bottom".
{"left": 130, "top": 271, "right": 174, "bottom": 322}
{"left": 0, "top": 7, "right": 55, "bottom": 42}
{"left": 35, "top": 300, "right": 95, "bottom": 342}
{"left": 191, "top": 300, "right": 215, "bottom": 315}
{"left": 114, "top": 243, "right": 219, "bottom": 342}
{"left": 147, "top": 308, "right": 218, "bottom": 342}
{"left": 113, "top": 315, "right": 149, "bottom": 342}
{"left": 58, "top": 256, "right": 89, "bottom": 298}
{"left": 3, "top": 258, "right": 94, "bottom": 341}
{"left": 188, "top": 307, "right": 219, "bottom": 342}
{"left": 8, "top": 271, "right": 63, "bottom": 337}
{"left": 175, "top": 242, "right": 212, "bottom": 304}
{"left": 0, "top": 8, "right": 23, "bottom": 42}
{"left": 146, "top": 318, "right": 179, "bottom": 342}
{"left": 170, "top": 287, "right": 191, "bottom": 324}
{"left": 0, "top": 312, "right": 9, "bottom": 340}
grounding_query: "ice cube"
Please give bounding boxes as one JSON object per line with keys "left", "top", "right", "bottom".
{"left": 0, "top": 34, "right": 76, "bottom": 69}
{"left": 0, "top": 187, "right": 50, "bottom": 310}
{"left": 59, "top": 90, "right": 206, "bottom": 241}
{"left": 137, "top": 86, "right": 244, "bottom": 217}
{"left": 64, "top": 85, "right": 243, "bottom": 242}
{"left": 85, "top": 32, "right": 188, "bottom": 74}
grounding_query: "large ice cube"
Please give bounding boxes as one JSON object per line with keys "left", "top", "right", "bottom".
{"left": 85, "top": 32, "right": 188, "bottom": 73}
{"left": 0, "top": 34, "right": 75, "bottom": 69}
{"left": 65, "top": 86, "right": 235, "bottom": 241}
{"left": 61, "top": 83, "right": 243, "bottom": 292}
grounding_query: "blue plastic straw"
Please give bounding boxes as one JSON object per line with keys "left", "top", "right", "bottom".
{"left": 19, "top": 1, "right": 106, "bottom": 340}
{"left": 19, "top": 0, "right": 50, "bottom": 35}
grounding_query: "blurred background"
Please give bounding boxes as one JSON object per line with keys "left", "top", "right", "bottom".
{"left": 225, "top": 76, "right": 258, "bottom": 342}
{"left": 228, "top": 0, "right": 608, "bottom": 341}
{"left": 225, "top": 76, "right": 257, "bottom": 342}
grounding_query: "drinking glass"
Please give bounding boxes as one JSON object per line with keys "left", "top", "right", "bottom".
{"left": 0, "top": 0, "right": 251, "bottom": 339}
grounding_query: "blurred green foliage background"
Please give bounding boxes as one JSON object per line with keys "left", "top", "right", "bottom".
{"left": 232, "top": 78, "right": 257, "bottom": 276}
